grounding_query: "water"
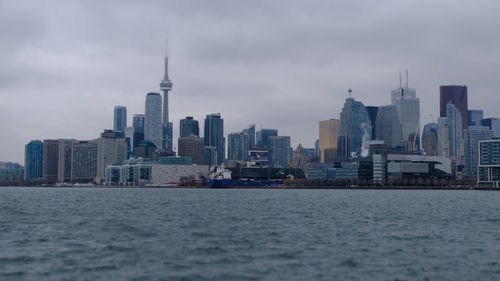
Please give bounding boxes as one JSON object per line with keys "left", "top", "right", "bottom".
{"left": 1, "top": 187, "right": 500, "bottom": 281}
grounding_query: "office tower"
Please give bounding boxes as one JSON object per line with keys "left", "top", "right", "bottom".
{"left": 25, "top": 140, "right": 43, "bottom": 180}
{"left": 71, "top": 140, "right": 98, "bottom": 183}
{"left": 375, "top": 105, "right": 402, "bottom": 147}
{"left": 256, "top": 129, "right": 278, "bottom": 148}
{"left": 422, "top": 123, "right": 438, "bottom": 156}
{"left": 160, "top": 56, "right": 174, "bottom": 151}
{"left": 315, "top": 139, "right": 320, "bottom": 158}
{"left": 42, "top": 139, "right": 59, "bottom": 183}
{"left": 391, "top": 73, "right": 420, "bottom": 150}
{"left": 57, "top": 139, "right": 74, "bottom": 183}
{"left": 134, "top": 140, "right": 157, "bottom": 159}
{"left": 228, "top": 132, "right": 249, "bottom": 161}
{"left": 437, "top": 117, "right": 450, "bottom": 158}
{"left": 132, "top": 114, "right": 145, "bottom": 152}
{"left": 180, "top": 116, "right": 200, "bottom": 137}
{"left": 481, "top": 118, "right": 500, "bottom": 137}
{"left": 144, "top": 93, "right": 162, "bottom": 149}
{"left": 478, "top": 139, "right": 500, "bottom": 187}
{"left": 125, "top": 127, "right": 134, "bottom": 154}
{"left": 268, "top": 136, "right": 291, "bottom": 168}
{"left": 464, "top": 126, "right": 493, "bottom": 176}
{"left": 243, "top": 124, "right": 256, "bottom": 149}
{"left": 204, "top": 146, "right": 217, "bottom": 166}
{"left": 113, "top": 105, "right": 127, "bottom": 134}
{"left": 338, "top": 95, "right": 372, "bottom": 158}
{"left": 468, "top": 110, "right": 483, "bottom": 127}
{"left": 204, "top": 113, "right": 225, "bottom": 165}
{"left": 319, "top": 119, "right": 340, "bottom": 163}
{"left": 365, "top": 106, "right": 379, "bottom": 140}
{"left": 95, "top": 130, "right": 128, "bottom": 183}
{"left": 447, "top": 103, "right": 463, "bottom": 158}
{"left": 440, "top": 85, "right": 468, "bottom": 131}
{"left": 178, "top": 137, "right": 205, "bottom": 165}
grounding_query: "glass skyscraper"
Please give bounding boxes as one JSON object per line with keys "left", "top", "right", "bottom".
{"left": 391, "top": 84, "right": 419, "bottom": 150}
{"left": 180, "top": 116, "right": 199, "bottom": 137}
{"left": 268, "top": 136, "right": 291, "bottom": 168}
{"left": 204, "top": 113, "right": 225, "bottom": 165}
{"left": 228, "top": 132, "right": 249, "bottom": 161}
{"left": 446, "top": 103, "right": 463, "bottom": 158}
{"left": 338, "top": 97, "right": 372, "bottom": 158}
{"left": 243, "top": 124, "right": 256, "bottom": 149}
{"left": 365, "top": 106, "right": 379, "bottom": 141}
{"left": 113, "top": 105, "right": 127, "bottom": 134}
{"left": 144, "top": 93, "right": 162, "bottom": 149}
{"left": 375, "top": 105, "right": 402, "bottom": 147}
{"left": 25, "top": 140, "right": 43, "bottom": 180}
{"left": 481, "top": 118, "right": 500, "bottom": 137}
{"left": 256, "top": 129, "right": 278, "bottom": 148}
{"left": 440, "top": 85, "right": 468, "bottom": 131}
{"left": 464, "top": 126, "right": 493, "bottom": 176}
{"left": 468, "top": 110, "right": 483, "bottom": 127}
{"left": 422, "top": 123, "right": 438, "bottom": 156}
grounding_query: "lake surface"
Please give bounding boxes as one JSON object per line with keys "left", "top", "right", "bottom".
{"left": 1, "top": 187, "right": 500, "bottom": 280}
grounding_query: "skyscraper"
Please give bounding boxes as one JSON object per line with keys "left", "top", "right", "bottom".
{"left": 422, "top": 123, "right": 438, "bottom": 156}
{"left": 25, "top": 140, "right": 43, "bottom": 180}
{"left": 481, "top": 118, "right": 500, "bottom": 137}
{"left": 318, "top": 119, "right": 340, "bottom": 163}
{"left": 180, "top": 116, "right": 199, "bottom": 137}
{"left": 42, "top": 139, "right": 59, "bottom": 183}
{"left": 447, "top": 103, "right": 463, "bottom": 158}
{"left": 464, "top": 126, "right": 493, "bottom": 176}
{"left": 468, "top": 110, "right": 483, "bottom": 127}
{"left": 338, "top": 94, "right": 372, "bottom": 158}
{"left": 132, "top": 114, "right": 145, "bottom": 152}
{"left": 243, "top": 124, "right": 256, "bottom": 149}
{"left": 228, "top": 132, "right": 249, "bottom": 161}
{"left": 437, "top": 117, "right": 450, "bottom": 158}
{"left": 365, "top": 106, "right": 379, "bottom": 140}
{"left": 375, "top": 105, "right": 402, "bottom": 147}
{"left": 95, "top": 130, "right": 128, "bottom": 183}
{"left": 204, "top": 113, "right": 225, "bottom": 165}
{"left": 440, "top": 85, "right": 468, "bottom": 131}
{"left": 144, "top": 93, "right": 162, "bottom": 149}
{"left": 160, "top": 56, "right": 173, "bottom": 151}
{"left": 256, "top": 129, "right": 278, "bottom": 148}
{"left": 178, "top": 137, "right": 205, "bottom": 165}
{"left": 391, "top": 74, "right": 420, "bottom": 150}
{"left": 268, "top": 136, "right": 291, "bottom": 168}
{"left": 113, "top": 105, "right": 127, "bottom": 134}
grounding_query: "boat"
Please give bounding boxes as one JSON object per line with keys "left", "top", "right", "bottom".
{"left": 206, "top": 165, "right": 283, "bottom": 188}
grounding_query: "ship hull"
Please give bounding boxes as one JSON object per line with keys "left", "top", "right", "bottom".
{"left": 206, "top": 179, "right": 283, "bottom": 188}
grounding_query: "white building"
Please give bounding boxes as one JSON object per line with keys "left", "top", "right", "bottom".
{"left": 145, "top": 92, "right": 162, "bottom": 149}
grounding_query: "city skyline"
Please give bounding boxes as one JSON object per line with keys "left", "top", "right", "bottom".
{"left": 2, "top": 0, "right": 500, "bottom": 164}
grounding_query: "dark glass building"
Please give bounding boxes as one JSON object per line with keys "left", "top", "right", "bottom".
{"left": 25, "top": 140, "right": 43, "bottom": 180}
{"left": 440, "top": 85, "right": 468, "bottom": 131}
{"left": 256, "top": 129, "right": 278, "bottom": 148}
{"left": 204, "top": 113, "right": 225, "bottom": 165}
{"left": 365, "top": 106, "right": 379, "bottom": 140}
{"left": 180, "top": 116, "right": 199, "bottom": 137}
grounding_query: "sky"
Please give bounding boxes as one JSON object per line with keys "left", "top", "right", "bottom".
{"left": 2, "top": 0, "right": 500, "bottom": 164}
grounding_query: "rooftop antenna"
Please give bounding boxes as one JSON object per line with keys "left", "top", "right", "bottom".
{"left": 348, "top": 88, "right": 352, "bottom": 99}
{"left": 406, "top": 69, "right": 408, "bottom": 88}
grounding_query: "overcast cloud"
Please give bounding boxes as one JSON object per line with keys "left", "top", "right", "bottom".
{"left": 2, "top": 0, "right": 500, "bottom": 164}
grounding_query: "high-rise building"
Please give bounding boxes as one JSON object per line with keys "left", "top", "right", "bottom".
{"left": 422, "top": 123, "right": 438, "bottom": 156}
{"left": 338, "top": 95, "right": 372, "bottom": 159}
{"left": 95, "top": 130, "right": 128, "bottom": 183}
{"left": 478, "top": 139, "right": 500, "bottom": 187}
{"left": 464, "top": 126, "right": 493, "bottom": 176}
{"left": 57, "top": 139, "right": 74, "bottom": 183}
{"left": 228, "top": 132, "right": 249, "bottom": 161}
{"left": 256, "top": 129, "right": 278, "bottom": 148}
{"left": 25, "top": 140, "right": 43, "bottom": 180}
{"left": 42, "top": 139, "right": 59, "bottom": 183}
{"left": 319, "top": 119, "right": 340, "bottom": 163}
{"left": 437, "top": 117, "right": 450, "bottom": 158}
{"left": 375, "top": 105, "right": 402, "bottom": 147}
{"left": 365, "top": 106, "right": 379, "bottom": 140}
{"left": 113, "top": 105, "right": 127, "bottom": 134}
{"left": 268, "top": 136, "right": 291, "bottom": 168}
{"left": 440, "top": 85, "right": 468, "bottom": 131}
{"left": 144, "top": 93, "right": 162, "bottom": 149}
{"left": 447, "top": 103, "right": 463, "bottom": 158}
{"left": 180, "top": 116, "right": 199, "bottom": 137}
{"left": 204, "top": 113, "right": 225, "bottom": 165}
{"left": 468, "top": 110, "right": 483, "bottom": 127}
{"left": 71, "top": 140, "right": 98, "bottom": 183}
{"left": 178, "top": 137, "right": 205, "bottom": 165}
{"left": 132, "top": 114, "right": 145, "bottom": 152}
{"left": 481, "top": 118, "right": 500, "bottom": 137}
{"left": 243, "top": 124, "right": 256, "bottom": 149}
{"left": 160, "top": 56, "right": 174, "bottom": 151}
{"left": 391, "top": 76, "right": 420, "bottom": 150}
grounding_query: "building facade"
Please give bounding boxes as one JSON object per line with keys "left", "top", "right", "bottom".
{"left": 95, "top": 130, "right": 128, "bottom": 183}
{"left": 113, "top": 105, "right": 127, "bottom": 134}
{"left": 365, "top": 106, "right": 379, "bottom": 141}
{"left": 481, "top": 118, "right": 500, "bottom": 138}
{"left": 447, "top": 103, "right": 463, "bottom": 158}
{"left": 228, "top": 132, "right": 249, "bottom": 161}
{"left": 468, "top": 110, "right": 483, "bottom": 127}
{"left": 319, "top": 119, "right": 340, "bottom": 163}
{"left": 144, "top": 92, "right": 163, "bottom": 149}
{"left": 422, "top": 123, "right": 438, "bottom": 156}
{"left": 243, "top": 124, "right": 256, "bottom": 149}
{"left": 464, "top": 126, "right": 493, "bottom": 176}
{"left": 268, "top": 136, "right": 291, "bottom": 168}
{"left": 42, "top": 139, "right": 60, "bottom": 183}
{"left": 391, "top": 85, "right": 420, "bottom": 150}
{"left": 178, "top": 136, "right": 205, "bottom": 165}
{"left": 440, "top": 85, "right": 468, "bottom": 131}
{"left": 25, "top": 140, "right": 43, "bottom": 180}
{"left": 375, "top": 105, "right": 402, "bottom": 147}
{"left": 338, "top": 97, "right": 372, "bottom": 158}
{"left": 478, "top": 139, "right": 500, "bottom": 187}
{"left": 180, "top": 116, "right": 199, "bottom": 137}
{"left": 256, "top": 129, "right": 278, "bottom": 148}
{"left": 204, "top": 113, "right": 224, "bottom": 165}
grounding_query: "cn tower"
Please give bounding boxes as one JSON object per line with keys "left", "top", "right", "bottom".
{"left": 160, "top": 56, "right": 173, "bottom": 151}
